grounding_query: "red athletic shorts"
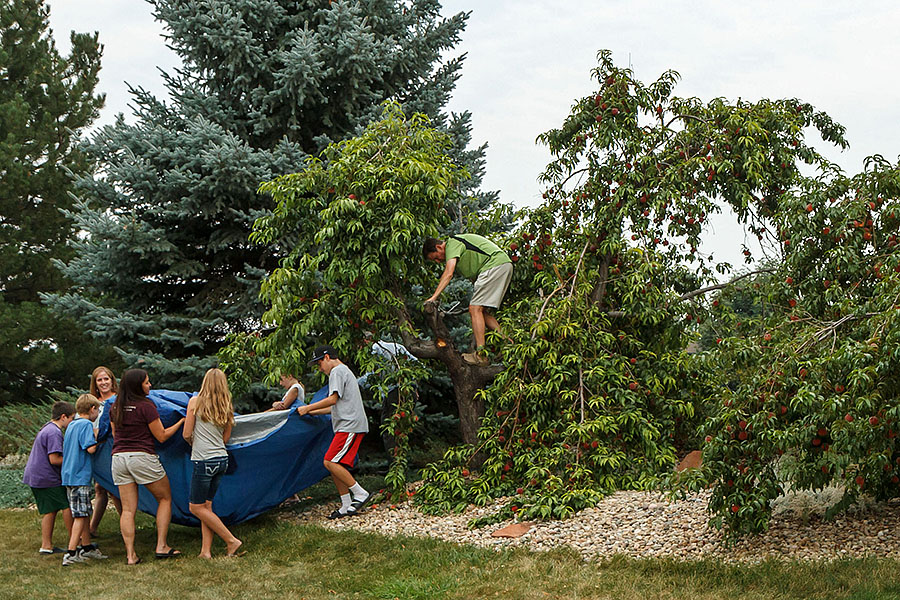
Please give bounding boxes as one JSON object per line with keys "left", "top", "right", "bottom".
{"left": 324, "top": 432, "right": 364, "bottom": 467}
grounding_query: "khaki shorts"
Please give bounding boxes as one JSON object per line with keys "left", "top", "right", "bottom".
{"left": 470, "top": 262, "right": 513, "bottom": 309}
{"left": 111, "top": 452, "right": 167, "bottom": 486}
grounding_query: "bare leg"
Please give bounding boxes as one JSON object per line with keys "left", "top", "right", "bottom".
{"left": 62, "top": 508, "right": 73, "bottom": 536}
{"left": 144, "top": 476, "right": 177, "bottom": 555}
{"left": 110, "top": 493, "right": 123, "bottom": 515}
{"left": 40, "top": 511, "right": 57, "bottom": 550}
{"left": 190, "top": 501, "right": 241, "bottom": 557}
{"left": 483, "top": 311, "right": 512, "bottom": 344}
{"left": 79, "top": 520, "right": 91, "bottom": 547}
{"left": 469, "top": 304, "right": 486, "bottom": 348}
{"left": 91, "top": 485, "right": 121, "bottom": 533}
{"left": 484, "top": 311, "right": 501, "bottom": 333}
{"left": 324, "top": 459, "right": 355, "bottom": 495}
{"left": 198, "top": 521, "right": 213, "bottom": 559}
{"left": 90, "top": 483, "right": 107, "bottom": 535}
{"left": 66, "top": 516, "right": 87, "bottom": 552}
{"left": 118, "top": 483, "right": 140, "bottom": 564}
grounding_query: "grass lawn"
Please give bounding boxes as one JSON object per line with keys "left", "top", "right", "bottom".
{"left": 2, "top": 478, "right": 900, "bottom": 599}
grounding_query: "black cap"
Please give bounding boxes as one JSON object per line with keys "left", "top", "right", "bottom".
{"left": 308, "top": 344, "right": 338, "bottom": 364}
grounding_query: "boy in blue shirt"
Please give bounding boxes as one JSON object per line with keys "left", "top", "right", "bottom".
{"left": 61, "top": 394, "right": 107, "bottom": 565}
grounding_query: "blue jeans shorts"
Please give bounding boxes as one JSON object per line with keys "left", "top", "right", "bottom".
{"left": 189, "top": 456, "right": 228, "bottom": 505}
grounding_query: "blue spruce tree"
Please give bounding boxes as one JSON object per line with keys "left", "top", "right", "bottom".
{"left": 48, "top": 0, "right": 490, "bottom": 393}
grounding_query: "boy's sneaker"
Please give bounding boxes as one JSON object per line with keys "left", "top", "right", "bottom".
{"left": 62, "top": 552, "right": 87, "bottom": 566}
{"left": 461, "top": 352, "right": 490, "bottom": 366}
{"left": 80, "top": 547, "right": 108, "bottom": 560}
{"left": 38, "top": 547, "right": 64, "bottom": 555}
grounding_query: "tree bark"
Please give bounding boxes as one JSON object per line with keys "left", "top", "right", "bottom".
{"left": 399, "top": 301, "right": 502, "bottom": 446}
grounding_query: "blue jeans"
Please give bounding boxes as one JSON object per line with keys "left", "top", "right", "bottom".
{"left": 189, "top": 456, "right": 228, "bottom": 504}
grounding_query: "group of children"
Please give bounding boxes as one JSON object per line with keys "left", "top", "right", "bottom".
{"left": 23, "top": 342, "right": 372, "bottom": 564}
{"left": 23, "top": 394, "right": 108, "bottom": 565}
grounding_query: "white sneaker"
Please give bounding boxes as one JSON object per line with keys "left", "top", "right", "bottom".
{"left": 80, "top": 547, "right": 108, "bottom": 560}
{"left": 62, "top": 552, "right": 87, "bottom": 566}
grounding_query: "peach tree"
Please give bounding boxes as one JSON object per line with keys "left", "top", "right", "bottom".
{"left": 414, "top": 51, "right": 853, "bottom": 525}
{"left": 680, "top": 157, "right": 900, "bottom": 539}
{"left": 221, "top": 102, "right": 510, "bottom": 495}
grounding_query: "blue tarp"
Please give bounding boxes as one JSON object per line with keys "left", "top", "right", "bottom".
{"left": 92, "top": 387, "right": 334, "bottom": 526}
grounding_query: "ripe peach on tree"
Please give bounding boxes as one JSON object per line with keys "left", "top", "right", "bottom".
{"left": 417, "top": 50, "right": 851, "bottom": 526}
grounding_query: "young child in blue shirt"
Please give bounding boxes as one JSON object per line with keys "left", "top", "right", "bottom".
{"left": 61, "top": 394, "right": 107, "bottom": 565}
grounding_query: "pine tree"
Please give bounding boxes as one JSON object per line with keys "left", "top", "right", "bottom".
{"left": 0, "top": 0, "right": 112, "bottom": 404}
{"left": 47, "top": 0, "right": 485, "bottom": 393}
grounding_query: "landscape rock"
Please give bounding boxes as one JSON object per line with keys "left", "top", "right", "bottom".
{"left": 491, "top": 522, "right": 533, "bottom": 538}
{"left": 287, "top": 488, "right": 900, "bottom": 563}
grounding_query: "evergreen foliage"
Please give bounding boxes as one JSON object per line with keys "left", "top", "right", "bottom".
{"left": 0, "top": 0, "right": 115, "bottom": 404}
{"left": 47, "top": 0, "right": 481, "bottom": 394}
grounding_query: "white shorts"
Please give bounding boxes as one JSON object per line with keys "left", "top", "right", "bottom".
{"left": 111, "top": 452, "right": 167, "bottom": 486}
{"left": 470, "top": 262, "right": 513, "bottom": 309}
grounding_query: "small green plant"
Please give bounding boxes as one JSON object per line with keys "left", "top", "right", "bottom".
{"left": 0, "top": 468, "right": 31, "bottom": 508}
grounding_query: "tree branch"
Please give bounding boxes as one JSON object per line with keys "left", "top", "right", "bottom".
{"left": 677, "top": 268, "right": 777, "bottom": 303}
{"left": 590, "top": 254, "right": 611, "bottom": 306}
{"left": 604, "top": 268, "right": 778, "bottom": 318}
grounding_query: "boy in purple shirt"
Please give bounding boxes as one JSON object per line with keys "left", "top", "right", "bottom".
{"left": 22, "top": 401, "right": 75, "bottom": 554}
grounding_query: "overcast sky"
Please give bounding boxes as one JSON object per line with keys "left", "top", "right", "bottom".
{"left": 47, "top": 1, "right": 900, "bottom": 267}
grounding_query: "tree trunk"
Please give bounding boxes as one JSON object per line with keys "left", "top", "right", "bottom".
{"left": 400, "top": 301, "right": 502, "bottom": 446}
{"left": 447, "top": 361, "right": 491, "bottom": 446}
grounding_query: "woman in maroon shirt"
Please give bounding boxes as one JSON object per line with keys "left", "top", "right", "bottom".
{"left": 110, "top": 369, "right": 184, "bottom": 564}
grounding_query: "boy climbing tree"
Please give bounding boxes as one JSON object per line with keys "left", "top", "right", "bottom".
{"left": 423, "top": 234, "right": 513, "bottom": 365}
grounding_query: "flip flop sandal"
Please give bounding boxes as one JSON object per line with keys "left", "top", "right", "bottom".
{"left": 155, "top": 549, "right": 182, "bottom": 559}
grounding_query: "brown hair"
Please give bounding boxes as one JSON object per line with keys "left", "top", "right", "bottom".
{"left": 51, "top": 401, "right": 75, "bottom": 421}
{"left": 89, "top": 366, "right": 118, "bottom": 399}
{"left": 422, "top": 237, "right": 443, "bottom": 259}
{"left": 110, "top": 369, "right": 148, "bottom": 428}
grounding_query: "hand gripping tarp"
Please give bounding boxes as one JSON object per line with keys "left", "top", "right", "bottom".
{"left": 92, "top": 387, "right": 334, "bottom": 526}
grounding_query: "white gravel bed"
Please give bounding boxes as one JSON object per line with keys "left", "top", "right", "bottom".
{"left": 287, "top": 488, "right": 900, "bottom": 563}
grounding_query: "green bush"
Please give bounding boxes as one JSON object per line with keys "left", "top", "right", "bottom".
{"left": 0, "top": 468, "right": 31, "bottom": 508}
{"left": 680, "top": 165, "right": 900, "bottom": 539}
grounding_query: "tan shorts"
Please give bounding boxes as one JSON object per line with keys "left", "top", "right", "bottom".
{"left": 111, "top": 452, "right": 167, "bottom": 486}
{"left": 471, "top": 262, "right": 513, "bottom": 309}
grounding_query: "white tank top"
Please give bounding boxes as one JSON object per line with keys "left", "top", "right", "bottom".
{"left": 190, "top": 416, "right": 227, "bottom": 461}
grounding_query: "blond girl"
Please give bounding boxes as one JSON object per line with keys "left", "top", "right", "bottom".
{"left": 183, "top": 368, "right": 243, "bottom": 558}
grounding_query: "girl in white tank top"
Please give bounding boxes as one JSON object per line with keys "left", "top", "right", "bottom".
{"left": 182, "top": 368, "right": 244, "bottom": 558}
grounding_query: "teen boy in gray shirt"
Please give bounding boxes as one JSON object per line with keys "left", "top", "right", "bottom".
{"left": 297, "top": 344, "right": 371, "bottom": 518}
